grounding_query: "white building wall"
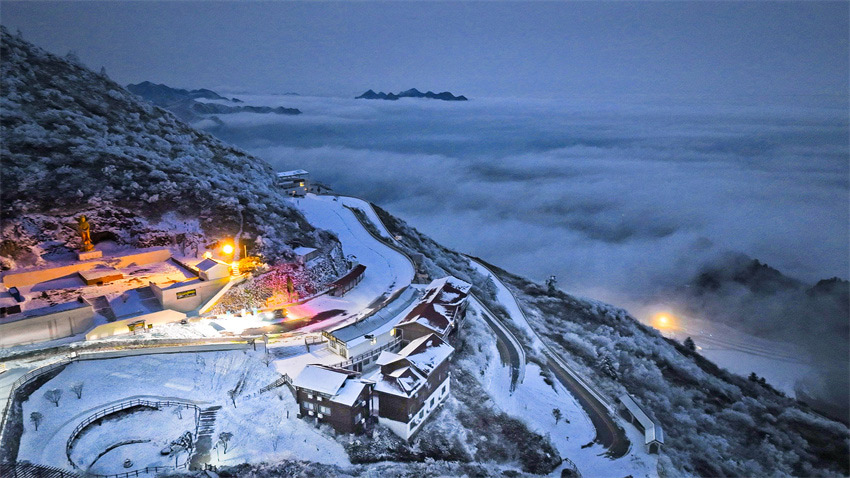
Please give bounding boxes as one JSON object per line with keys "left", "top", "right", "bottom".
{"left": 378, "top": 374, "right": 451, "bottom": 441}
{"left": 0, "top": 305, "right": 95, "bottom": 347}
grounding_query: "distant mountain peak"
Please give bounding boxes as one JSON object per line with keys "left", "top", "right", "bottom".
{"left": 126, "top": 80, "right": 300, "bottom": 121}
{"left": 356, "top": 88, "right": 467, "bottom": 101}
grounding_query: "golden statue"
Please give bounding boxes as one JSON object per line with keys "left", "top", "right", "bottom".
{"left": 78, "top": 215, "right": 94, "bottom": 252}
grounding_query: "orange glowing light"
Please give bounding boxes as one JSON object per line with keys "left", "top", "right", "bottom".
{"left": 653, "top": 312, "right": 677, "bottom": 330}
{"left": 222, "top": 244, "right": 234, "bottom": 255}
{"left": 203, "top": 251, "right": 213, "bottom": 259}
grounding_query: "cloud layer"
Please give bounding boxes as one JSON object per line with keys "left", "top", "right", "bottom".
{"left": 201, "top": 93, "right": 849, "bottom": 412}
{"left": 207, "top": 95, "right": 848, "bottom": 294}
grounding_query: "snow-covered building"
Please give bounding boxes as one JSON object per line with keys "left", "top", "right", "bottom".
{"left": 0, "top": 298, "right": 94, "bottom": 347}
{"left": 367, "top": 333, "right": 453, "bottom": 440}
{"left": 78, "top": 266, "right": 123, "bottom": 286}
{"left": 618, "top": 393, "right": 665, "bottom": 453}
{"left": 323, "top": 286, "right": 420, "bottom": 366}
{"left": 195, "top": 258, "right": 230, "bottom": 281}
{"left": 276, "top": 169, "right": 310, "bottom": 197}
{"left": 293, "top": 246, "right": 320, "bottom": 265}
{"left": 394, "top": 276, "right": 471, "bottom": 342}
{"left": 328, "top": 264, "right": 366, "bottom": 297}
{"left": 292, "top": 364, "right": 374, "bottom": 434}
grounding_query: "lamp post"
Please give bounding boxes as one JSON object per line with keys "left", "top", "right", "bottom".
{"left": 222, "top": 242, "right": 236, "bottom": 274}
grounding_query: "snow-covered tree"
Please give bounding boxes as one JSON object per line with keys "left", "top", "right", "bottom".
{"left": 218, "top": 431, "right": 233, "bottom": 454}
{"left": 44, "top": 389, "right": 61, "bottom": 407}
{"left": 70, "top": 382, "right": 84, "bottom": 399}
{"left": 30, "top": 411, "right": 43, "bottom": 431}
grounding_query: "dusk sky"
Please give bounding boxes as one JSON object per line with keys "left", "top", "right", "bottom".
{"left": 2, "top": 1, "right": 847, "bottom": 100}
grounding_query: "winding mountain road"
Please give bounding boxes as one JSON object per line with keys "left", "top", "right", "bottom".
{"left": 467, "top": 257, "right": 630, "bottom": 459}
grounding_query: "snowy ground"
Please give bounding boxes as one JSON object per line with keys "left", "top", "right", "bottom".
{"left": 466, "top": 259, "right": 658, "bottom": 477}
{"left": 16, "top": 350, "right": 349, "bottom": 474}
{"left": 284, "top": 194, "right": 414, "bottom": 332}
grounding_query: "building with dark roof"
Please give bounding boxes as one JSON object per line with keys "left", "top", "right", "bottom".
{"left": 394, "top": 276, "right": 471, "bottom": 342}
{"left": 329, "top": 264, "right": 366, "bottom": 297}
{"left": 292, "top": 364, "right": 374, "bottom": 434}
{"left": 367, "top": 333, "right": 454, "bottom": 440}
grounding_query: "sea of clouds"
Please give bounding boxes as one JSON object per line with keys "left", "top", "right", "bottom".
{"left": 197, "top": 93, "right": 849, "bottom": 413}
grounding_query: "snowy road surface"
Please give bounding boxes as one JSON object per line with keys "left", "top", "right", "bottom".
{"left": 471, "top": 297, "right": 524, "bottom": 391}
{"left": 467, "top": 257, "right": 652, "bottom": 476}
{"left": 286, "top": 194, "right": 415, "bottom": 330}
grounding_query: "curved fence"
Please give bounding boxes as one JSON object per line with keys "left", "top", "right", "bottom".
{"left": 0, "top": 358, "right": 72, "bottom": 451}
{"left": 65, "top": 399, "right": 200, "bottom": 477}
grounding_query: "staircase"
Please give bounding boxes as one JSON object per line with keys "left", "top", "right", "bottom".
{"left": 189, "top": 405, "right": 221, "bottom": 469}
{"left": 89, "top": 295, "right": 116, "bottom": 322}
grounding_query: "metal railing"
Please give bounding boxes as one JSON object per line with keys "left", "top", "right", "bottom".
{"left": 0, "top": 358, "right": 72, "bottom": 450}
{"left": 259, "top": 373, "right": 292, "bottom": 393}
{"left": 2, "top": 342, "right": 239, "bottom": 465}
{"left": 65, "top": 399, "right": 199, "bottom": 475}
{"left": 0, "top": 461, "right": 82, "bottom": 477}
{"left": 332, "top": 337, "right": 403, "bottom": 370}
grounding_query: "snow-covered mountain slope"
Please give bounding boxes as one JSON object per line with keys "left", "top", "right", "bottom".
{"left": 0, "top": 28, "right": 329, "bottom": 268}
{"left": 371, "top": 205, "right": 850, "bottom": 477}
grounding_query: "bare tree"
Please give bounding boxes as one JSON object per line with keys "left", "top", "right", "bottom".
{"left": 30, "top": 412, "right": 43, "bottom": 431}
{"left": 261, "top": 354, "right": 273, "bottom": 368}
{"left": 70, "top": 382, "right": 84, "bottom": 399}
{"left": 44, "top": 389, "right": 62, "bottom": 407}
{"left": 218, "top": 432, "right": 233, "bottom": 454}
{"left": 552, "top": 408, "right": 562, "bottom": 425}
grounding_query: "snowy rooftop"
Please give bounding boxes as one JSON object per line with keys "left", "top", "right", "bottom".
{"left": 195, "top": 258, "right": 228, "bottom": 272}
{"left": 78, "top": 267, "right": 122, "bottom": 281}
{"left": 292, "top": 364, "right": 357, "bottom": 396}
{"left": 397, "top": 276, "right": 470, "bottom": 334}
{"left": 159, "top": 278, "right": 203, "bottom": 290}
{"left": 399, "top": 334, "right": 454, "bottom": 375}
{"left": 619, "top": 393, "right": 664, "bottom": 445}
{"left": 329, "top": 286, "right": 420, "bottom": 345}
{"left": 0, "top": 299, "right": 91, "bottom": 325}
{"left": 370, "top": 334, "right": 453, "bottom": 397}
{"left": 330, "top": 377, "right": 372, "bottom": 406}
{"left": 293, "top": 246, "right": 317, "bottom": 256}
{"left": 277, "top": 169, "right": 309, "bottom": 178}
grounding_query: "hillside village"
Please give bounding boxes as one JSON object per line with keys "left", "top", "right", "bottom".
{"left": 1, "top": 27, "right": 848, "bottom": 478}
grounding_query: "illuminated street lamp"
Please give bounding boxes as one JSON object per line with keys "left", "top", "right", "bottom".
{"left": 222, "top": 244, "right": 234, "bottom": 255}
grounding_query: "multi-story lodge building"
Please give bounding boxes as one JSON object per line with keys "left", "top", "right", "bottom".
{"left": 291, "top": 364, "right": 374, "bottom": 434}
{"left": 394, "top": 276, "right": 471, "bottom": 342}
{"left": 276, "top": 169, "right": 310, "bottom": 197}
{"left": 323, "top": 286, "right": 420, "bottom": 364}
{"left": 367, "top": 333, "right": 454, "bottom": 440}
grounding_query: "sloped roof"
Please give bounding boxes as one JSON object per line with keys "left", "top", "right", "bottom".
{"left": 619, "top": 393, "right": 664, "bottom": 444}
{"left": 400, "top": 334, "right": 453, "bottom": 376}
{"left": 330, "top": 378, "right": 371, "bottom": 406}
{"left": 397, "top": 276, "right": 470, "bottom": 334}
{"left": 196, "top": 258, "right": 228, "bottom": 272}
{"left": 292, "top": 364, "right": 357, "bottom": 396}
{"left": 371, "top": 333, "right": 453, "bottom": 398}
